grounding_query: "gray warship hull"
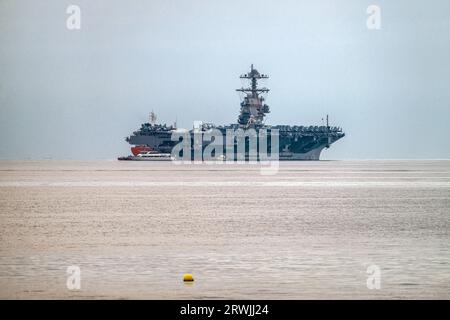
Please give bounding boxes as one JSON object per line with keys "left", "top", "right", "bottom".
{"left": 126, "top": 124, "right": 344, "bottom": 160}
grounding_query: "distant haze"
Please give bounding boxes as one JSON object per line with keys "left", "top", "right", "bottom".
{"left": 1, "top": 0, "right": 449, "bottom": 159}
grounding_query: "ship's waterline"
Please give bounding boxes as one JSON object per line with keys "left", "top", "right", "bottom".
{"left": 0, "top": 160, "right": 449, "bottom": 299}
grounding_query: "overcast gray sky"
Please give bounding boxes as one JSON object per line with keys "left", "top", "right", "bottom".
{"left": 0, "top": 0, "right": 449, "bottom": 159}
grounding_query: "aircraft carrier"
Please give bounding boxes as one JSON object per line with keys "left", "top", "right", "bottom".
{"left": 122, "top": 65, "right": 344, "bottom": 160}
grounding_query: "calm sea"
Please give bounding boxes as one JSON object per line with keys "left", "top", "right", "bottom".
{"left": 0, "top": 160, "right": 449, "bottom": 299}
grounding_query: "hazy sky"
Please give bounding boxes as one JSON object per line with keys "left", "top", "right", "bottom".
{"left": 1, "top": 0, "right": 449, "bottom": 159}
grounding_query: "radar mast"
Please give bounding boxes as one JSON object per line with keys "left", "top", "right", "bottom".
{"left": 236, "top": 65, "right": 270, "bottom": 127}
{"left": 149, "top": 110, "right": 157, "bottom": 125}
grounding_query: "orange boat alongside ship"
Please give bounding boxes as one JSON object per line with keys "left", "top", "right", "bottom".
{"left": 131, "top": 145, "right": 153, "bottom": 156}
{"left": 118, "top": 145, "right": 172, "bottom": 161}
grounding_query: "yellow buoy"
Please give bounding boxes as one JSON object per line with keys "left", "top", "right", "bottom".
{"left": 183, "top": 273, "right": 194, "bottom": 282}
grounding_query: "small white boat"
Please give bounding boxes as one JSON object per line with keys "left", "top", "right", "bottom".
{"left": 134, "top": 151, "right": 173, "bottom": 161}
